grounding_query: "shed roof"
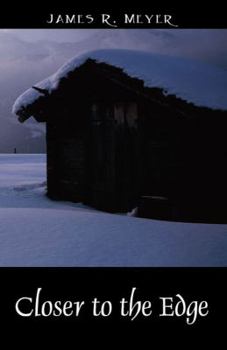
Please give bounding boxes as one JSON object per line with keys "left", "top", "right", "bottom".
{"left": 12, "top": 49, "right": 227, "bottom": 122}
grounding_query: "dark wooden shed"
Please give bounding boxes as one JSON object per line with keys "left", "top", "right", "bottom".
{"left": 13, "top": 53, "right": 227, "bottom": 223}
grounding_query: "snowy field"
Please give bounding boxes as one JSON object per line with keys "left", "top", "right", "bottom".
{"left": 0, "top": 154, "right": 226, "bottom": 267}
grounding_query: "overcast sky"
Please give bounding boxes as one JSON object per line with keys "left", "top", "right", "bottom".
{"left": 1, "top": 29, "right": 227, "bottom": 69}
{"left": 0, "top": 29, "right": 97, "bottom": 42}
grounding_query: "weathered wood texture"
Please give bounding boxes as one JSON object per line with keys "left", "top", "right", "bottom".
{"left": 36, "top": 59, "right": 227, "bottom": 222}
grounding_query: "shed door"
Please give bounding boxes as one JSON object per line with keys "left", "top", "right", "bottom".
{"left": 89, "top": 102, "right": 139, "bottom": 212}
{"left": 114, "top": 102, "right": 139, "bottom": 211}
{"left": 89, "top": 103, "right": 116, "bottom": 211}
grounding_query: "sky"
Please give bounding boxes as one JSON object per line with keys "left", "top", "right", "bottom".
{"left": 0, "top": 29, "right": 97, "bottom": 42}
{"left": 1, "top": 29, "right": 227, "bottom": 68}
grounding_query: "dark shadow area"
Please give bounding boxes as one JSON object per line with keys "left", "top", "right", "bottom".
{"left": 15, "top": 59, "right": 227, "bottom": 224}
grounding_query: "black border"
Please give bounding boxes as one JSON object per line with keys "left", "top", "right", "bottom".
{"left": 0, "top": 4, "right": 226, "bottom": 338}
{"left": 0, "top": 5, "right": 226, "bottom": 28}
{"left": 1, "top": 267, "right": 226, "bottom": 335}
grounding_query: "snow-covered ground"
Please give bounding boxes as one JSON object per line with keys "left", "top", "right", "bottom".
{"left": 0, "top": 154, "right": 226, "bottom": 267}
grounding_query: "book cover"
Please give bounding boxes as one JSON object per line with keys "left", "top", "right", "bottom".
{"left": 0, "top": 3, "right": 226, "bottom": 341}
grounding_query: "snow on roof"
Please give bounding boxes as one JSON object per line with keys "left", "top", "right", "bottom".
{"left": 12, "top": 49, "right": 227, "bottom": 117}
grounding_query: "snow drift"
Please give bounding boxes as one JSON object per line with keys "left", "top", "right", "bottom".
{"left": 0, "top": 154, "right": 226, "bottom": 267}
